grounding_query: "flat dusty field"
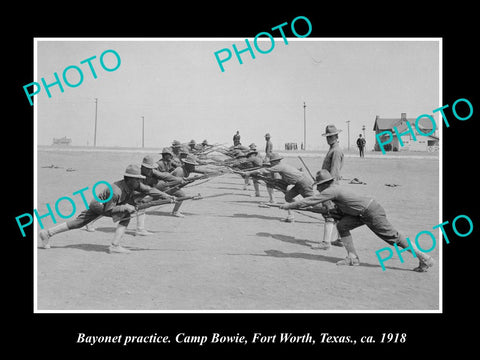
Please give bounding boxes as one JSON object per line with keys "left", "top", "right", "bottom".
{"left": 35, "top": 149, "right": 440, "bottom": 311}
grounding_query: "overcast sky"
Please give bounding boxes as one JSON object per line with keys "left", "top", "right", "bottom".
{"left": 35, "top": 38, "right": 440, "bottom": 151}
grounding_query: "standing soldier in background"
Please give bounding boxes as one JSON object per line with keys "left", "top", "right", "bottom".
{"left": 319, "top": 124, "right": 345, "bottom": 249}
{"left": 264, "top": 133, "right": 273, "bottom": 160}
{"left": 233, "top": 131, "right": 241, "bottom": 146}
{"left": 264, "top": 133, "right": 275, "bottom": 202}
{"left": 356, "top": 134, "right": 366, "bottom": 158}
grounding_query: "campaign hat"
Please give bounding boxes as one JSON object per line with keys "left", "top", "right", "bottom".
{"left": 269, "top": 152, "right": 283, "bottom": 162}
{"left": 124, "top": 164, "right": 146, "bottom": 179}
{"left": 321, "top": 124, "right": 342, "bottom": 137}
{"left": 313, "top": 169, "right": 334, "bottom": 185}
{"left": 161, "top": 147, "right": 174, "bottom": 156}
{"left": 141, "top": 155, "right": 157, "bottom": 169}
{"left": 182, "top": 154, "right": 199, "bottom": 165}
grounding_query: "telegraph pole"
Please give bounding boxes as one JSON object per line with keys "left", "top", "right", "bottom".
{"left": 303, "top": 102, "right": 306, "bottom": 150}
{"left": 141, "top": 116, "right": 145, "bottom": 148}
{"left": 346, "top": 120, "right": 350, "bottom": 151}
{"left": 93, "top": 98, "right": 98, "bottom": 147}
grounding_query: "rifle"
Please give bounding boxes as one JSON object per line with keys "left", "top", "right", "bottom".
{"left": 113, "top": 192, "right": 235, "bottom": 223}
{"left": 258, "top": 202, "right": 343, "bottom": 220}
{"left": 112, "top": 194, "right": 202, "bottom": 222}
{"left": 298, "top": 156, "right": 316, "bottom": 182}
{"left": 161, "top": 172, "right": 223, "bottom": 194}
{"left": 229, "top": 165, "right": 264, "bottom": 174}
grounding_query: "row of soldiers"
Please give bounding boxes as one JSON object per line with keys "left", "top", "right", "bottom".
{"left": 39, "top": 127, "right": 434, "bottom": 271}
{"left": 39, "top": 139, "right": 224, "bottom": 254}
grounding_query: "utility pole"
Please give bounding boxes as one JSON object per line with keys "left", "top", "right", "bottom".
{"left": 93, "top": 98, "right": 98, "bottom": 147}
{"left": 346, "top": 120, "right": 350, "bottom": 151}
{"left": 303, "top": 102, "right": 306, "bottom": 151}
{"left": 141, "top": 116, "right": 145, "bottom": 148}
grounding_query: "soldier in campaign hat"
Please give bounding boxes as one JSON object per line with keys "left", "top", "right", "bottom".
{"left": 318, "top": 124, "right": 345, "bottom": 249}
{"left": 168, "top": 154, "right": 202, "bottom": 217}
{"left": 171, "top": 140, "right": 190, "bottom": 159}
{"left": 244, "top": 152, "right": 314, "bottom": 222}
{"left": 39, "top": 165, "right": 173, "bottom": 254}
{"left": 281, "top": 169, "right": 434, "bottom": 272}
{"left": 136, "top": 155, "right": 183, "bottom": 233}
{"left": 157, "top": 147, "right": 181, "bottom": 173}
{"left": 243, "top": 149, "right": 264, "bottom": 197}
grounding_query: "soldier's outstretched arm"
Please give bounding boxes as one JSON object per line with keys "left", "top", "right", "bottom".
{"left": 138, "top": 182, "right": 175, "bottom": 201}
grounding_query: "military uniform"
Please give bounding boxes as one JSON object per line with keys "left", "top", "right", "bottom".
{"left": 260, "top": 162, "right": 314, "bottom": 202}
{"left": 168, "top": 154, "right": 203, "bottom": 217}
{"left": 321, "top": 141, "right": 344, "bottom": 183}
{"left": 284, "top": 170, "right": 434, "bottom": 271}
{"left": 39, "top": 165, "right": 159, "bottom": 253}
{"left": 157, "top": 147, "right": 181, "bottom": 173}
{"left": 247, "top": 153, "right": 314, "bottom": 220}
{"left": 264, "top": 133, "right": 273, "bottom": 160}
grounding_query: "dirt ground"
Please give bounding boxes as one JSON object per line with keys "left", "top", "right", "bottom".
{"left": 36, "top": 149, "right": 440, "bottom": 311}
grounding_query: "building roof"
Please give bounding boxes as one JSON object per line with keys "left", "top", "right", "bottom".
{"left": 373, "top": 117, "right": 435, "bottom": 132}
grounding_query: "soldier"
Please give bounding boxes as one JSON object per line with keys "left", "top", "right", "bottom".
{"left": 139, "top": 155, "right": 184, "bottom": 228}
{"left": 356, "top": 134, "right": 366, "bottom": 158}
{"left": 319, "top": 124, "right": 345, "bottom": 249}
{"left": 157, "top": 147, "right": 181, "bottom": 173}
{"left": 200, "top": 140, "right": 211, "bottom": 151}
{"left": 321, "top": 125, "right": 344, "bottom": 181}
{"left": 84, "top": 155, "right": 180, "bottom": 234}
{"left": 243, "top": 150, "right": 264, "bottom": 197}
{"left": 280, "top": 169, "right": 434, "bottom": 272}
{"left": 170, "top": 154, "right": 204, "bottom": 217}
{"left": 39, "top": 165, "right": 174, "bottom": 254}
{"left": 233, "top": 131, "right": 241, "bottom": 146}
{"left": 244, "top": 153, "right": 314, "bottom": 222}
{"left": 171, "top": 140, "right": 190, "bottom": 160}
{"left": 264, "top": 133, "right": 273, "bottom": 160}
{"left": 187, "top": 140, "right": 198, "bottom": 153}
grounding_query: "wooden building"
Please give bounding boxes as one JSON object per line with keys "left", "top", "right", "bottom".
{"left": 373, "top": 113, "right": 439, "bottom": 152}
